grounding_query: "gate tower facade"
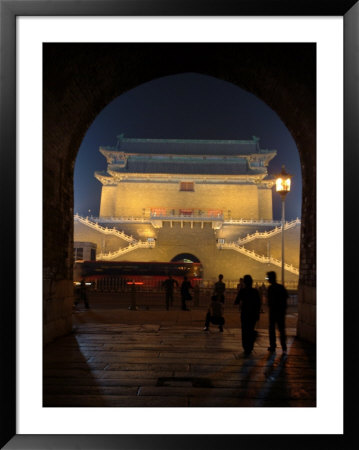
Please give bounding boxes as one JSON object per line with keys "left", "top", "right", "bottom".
{"left": 74, "top": 135, "right": 300, "bottom": 285}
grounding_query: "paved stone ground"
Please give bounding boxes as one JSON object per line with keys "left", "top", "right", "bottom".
{"left": 43, "top": 293, "right": 316, "bottom": 407}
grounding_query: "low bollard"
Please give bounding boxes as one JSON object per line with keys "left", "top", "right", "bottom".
{"left": 128, "top": 281, "right": 139, "bottom": 310}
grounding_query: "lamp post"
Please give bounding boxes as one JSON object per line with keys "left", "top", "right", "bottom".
{"left": 275, "top": 165, "right": 292, "bottom": 286}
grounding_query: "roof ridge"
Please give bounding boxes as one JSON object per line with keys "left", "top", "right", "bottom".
{"left": 117, "top": 137, "right": 258, "bottom": 145}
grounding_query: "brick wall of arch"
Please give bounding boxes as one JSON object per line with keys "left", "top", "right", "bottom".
{"left": 43, "top": 43, "right": 316, "bottom": 343}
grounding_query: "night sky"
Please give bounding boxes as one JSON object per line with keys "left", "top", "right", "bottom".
{"left": 74, "top": 73, "right": 302, "bottom": 221}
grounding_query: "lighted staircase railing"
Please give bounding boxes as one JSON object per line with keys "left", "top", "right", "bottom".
{"left": 97, "top": 241, "right": 156, "bottom": 261}
{"left": 74, "top": 214, "right": 136, "bottom": 242}
{"left": 237, "top": 218, "right": 301, "bottom": 244}
{"left": 217, "top": 242, "right": 299, "bottom": 275}
{"left": 224, "top": 219, "right": 282, "bottom": 226}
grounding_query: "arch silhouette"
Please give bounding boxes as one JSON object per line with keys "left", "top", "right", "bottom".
{"left": 43, "top": 43, "right": 316, "bottom": 343}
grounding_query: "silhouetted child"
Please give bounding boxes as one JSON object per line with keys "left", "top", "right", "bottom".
{"left": 203, "top": 295, "right": 225, "bottom": 332}
{"left": 236, "top": 277, "right": 245, "bottom": 292}
{"left": 259, "top": 282, "right": 267, "bottom": 312}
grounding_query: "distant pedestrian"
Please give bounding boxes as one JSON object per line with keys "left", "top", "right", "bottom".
{"left": 193, "top": 283, "right": 200, "bottom": 306}
{"left": 235, "top": 274, "right": 261, "bottom": 356}
{"left": 180, "top": 275, "right": 193, "bottom": 311}
{"left": 203, "top": 295, "right": 225, "bottom": 332}
{"left": 162, "top": 275, "right": 178, "bottom": 310}
{"left": 259, "top": 282, "right": 267, "bottom": 312}
{"left": 79, "top": 278, "right": 90, "bottom": 309}
{"left": 214, "top": 274, "right": 226, "bottom": 303}
{"left": 266, "top": 271, "right": 288, "bottom": 354}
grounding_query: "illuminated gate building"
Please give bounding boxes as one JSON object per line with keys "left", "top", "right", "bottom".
{"left": 74, "top": 136, "right": 300, "bottom": 286}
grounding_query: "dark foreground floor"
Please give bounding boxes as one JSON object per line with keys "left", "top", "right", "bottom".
{"left": 43, "top": 294, "right": 316, "bottom": 408}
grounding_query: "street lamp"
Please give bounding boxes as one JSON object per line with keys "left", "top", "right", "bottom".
{"left": 275, "top": 165, "right": 292, "bottom": 286}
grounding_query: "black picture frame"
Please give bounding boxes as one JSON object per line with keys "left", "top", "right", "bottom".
{"left": 1, "top": 0, "right": 357, "bottom": 448}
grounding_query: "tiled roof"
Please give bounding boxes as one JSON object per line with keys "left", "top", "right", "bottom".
{"left": 117, "top": 138, "right": 258, "bottom": 156}
{"left": 109, "top": 157, "right": 253, "bottom": 175}
{"left": 101, "top": 136, "right": 273, "bottom": 156}
{"left": 98, "top": 137, "right": 276, "bottom": 177}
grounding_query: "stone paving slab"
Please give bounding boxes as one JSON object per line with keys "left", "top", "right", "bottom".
{"left": 188, "top": 398, "right": 316, "bottom": 407}
{"left": 44, "top": 377, "right": 161, "bottom": 387}
{"left": 44, "top": 394, "right": 189, "bottom": 407}
{"left": 81, "top": 355, "right": 314, "bottom": 367}
{"left": 43, "top": 304, "right": 315, "bottom": 408}
{"left": 136, "top": 385, "right": 316, "bottom": 400}
{"left": 43, "top": 376, "right": 316, "bottom": 392}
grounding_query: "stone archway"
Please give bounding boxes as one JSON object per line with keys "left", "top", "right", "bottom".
{"left": 171, "top": 254, "right": 201, "bottom": 263}
{"left": 43, "top": 43, "right": 315, "bottom": 343}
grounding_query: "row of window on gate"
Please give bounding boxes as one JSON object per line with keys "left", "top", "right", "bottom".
{"left": 151, "top": 208, "right": 223, "bottom": 217}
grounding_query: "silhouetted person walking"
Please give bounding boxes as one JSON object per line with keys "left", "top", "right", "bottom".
{"left": 214, "top": 274, "right": 226, "bottom": 303}
{"left": 266, "top": 271, "right": 288, "bottom": 354}
{"left": 162, "top": 275, "right": 178, "bottom": 310}
{"left": 203, "top": 295, "right": 225, "bottom": 332}
{"left": 235, "top": 274, "right": 261, "bottom": 356}
{"left": 180, "top": 275, "right": 193, "bottom": 311}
